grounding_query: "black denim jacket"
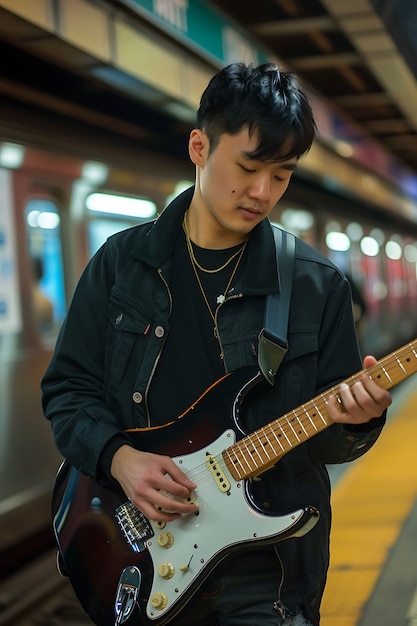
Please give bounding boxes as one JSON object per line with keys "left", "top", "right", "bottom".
{"left": 42, "top": 186, "right": 385, "bottom": 616}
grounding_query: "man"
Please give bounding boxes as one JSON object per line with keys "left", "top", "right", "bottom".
{"left": 42, "top": 62, "right": 391, "bottom": 626}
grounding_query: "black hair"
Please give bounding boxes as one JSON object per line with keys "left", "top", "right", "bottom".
{"left": 196, "top": 62, "right": 316, "bottom": 161}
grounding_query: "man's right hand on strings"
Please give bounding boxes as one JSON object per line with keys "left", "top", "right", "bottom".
{"left": 110, "top": 444, "right": 198, "bottom": 522}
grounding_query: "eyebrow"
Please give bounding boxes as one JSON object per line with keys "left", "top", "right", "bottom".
{"left": 241, "top": 151, "right": 298, "bottom": 171}
{"left": 278, "top": 162, "right": 298, "bottom": 171}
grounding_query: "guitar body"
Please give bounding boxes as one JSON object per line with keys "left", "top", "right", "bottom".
{"left": 52, "top": 367, "right": 319, "bottom": 626}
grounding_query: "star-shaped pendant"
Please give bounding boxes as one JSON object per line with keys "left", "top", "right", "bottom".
{"left": 217, "top": 294, "right": 225, "bottom": 304}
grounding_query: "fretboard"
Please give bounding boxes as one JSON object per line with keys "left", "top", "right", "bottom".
{"left": 223, "top": 339, "right": 417, "bottom": 480}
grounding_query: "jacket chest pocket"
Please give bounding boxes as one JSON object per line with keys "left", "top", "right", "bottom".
{"left": 276, "top": 330, "right": 319, "bottom": 412}
{"left": 243, "top": 330, "right": 319, "bottom": 434}
{"left": 107, "top": 298, "right": 153, "bottom": 384}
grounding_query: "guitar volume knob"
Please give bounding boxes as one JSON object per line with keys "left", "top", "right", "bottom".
{"left": 157, "top": 531, "right": 174, "bottom": 548}
{"left": 157, "top": 562, "right": 175, "bottom": 579}
{"left": 150, "top": 592, "right": 168, "bottom": 610}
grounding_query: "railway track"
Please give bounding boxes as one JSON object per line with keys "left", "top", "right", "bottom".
{"left": 0, "top": 548, "right": 90, "bottom": 626}
{"left": 0, "top": 494, "right": 90, "bottom": 626}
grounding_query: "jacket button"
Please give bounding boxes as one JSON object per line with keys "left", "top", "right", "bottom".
{"left": 155, "top": 325, "right": 165, "bottom": 338}
{"left": 132, "top": 391, "right": 143, "bottom": 404}
{"left": 115, "top": 313, "right": 123, "bottom": 324}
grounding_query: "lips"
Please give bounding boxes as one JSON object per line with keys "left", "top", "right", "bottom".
{"left": 239, "top": 206, "right": 262, "bottom": 218}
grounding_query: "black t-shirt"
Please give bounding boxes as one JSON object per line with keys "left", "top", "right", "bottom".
{"left": 147, "top": 231, "right": 246, "bottom": 424}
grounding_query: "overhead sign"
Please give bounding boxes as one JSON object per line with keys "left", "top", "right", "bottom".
{"left": 118, "top": 0, "right": 417, "bottom": 202}
{"left": 118, "top": 0, "right": 269, "bottom": 66}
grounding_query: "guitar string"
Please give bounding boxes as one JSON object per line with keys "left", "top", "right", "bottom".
{"left": 160, "top": 385, "right": 370, "bottom": 490}
{"left": 159, "top": 348, "right": 417, "bottom": 493}
{"left": 171, "top": 388, "right": 353, "bottom": 485}
{"left": 157, "top": 380, "right": 390, "bottom": 497}
{"left": 157, "top": 398, "right": 326, "bottom": 493}
{"left": 228, "top": 348, "right": 416, "bottom": 471}
{"left": 156, "top": 396, "right": 327, "bottom": 491}
{"left": 221, "top": 349, "right": 414, "bottom": 473}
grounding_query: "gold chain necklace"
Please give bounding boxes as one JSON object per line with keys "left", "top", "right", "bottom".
{"left": 183, "top": 212, "right": 245, "bottom": 274}
{"left": 184, "top": 221, "right": 247, "bottom": 337}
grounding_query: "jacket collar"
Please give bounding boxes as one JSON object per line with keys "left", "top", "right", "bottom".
{"left": 130, "top": 186, "right": 279, "bottom": 295}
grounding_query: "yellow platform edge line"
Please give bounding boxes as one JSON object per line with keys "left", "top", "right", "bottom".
{"left": 321, "top": 391, "right": 417, "bottom": 626}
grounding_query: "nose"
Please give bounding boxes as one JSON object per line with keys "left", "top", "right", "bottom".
{"left": 248, "top": 172, "right": 271, "bottom": 202}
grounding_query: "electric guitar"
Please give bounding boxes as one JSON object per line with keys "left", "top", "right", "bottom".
{"left": 52, "top": 339, "right": 417, "bottom": 626}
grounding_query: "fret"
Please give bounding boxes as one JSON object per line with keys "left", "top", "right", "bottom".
{"left": 306, "top": 400, "right": 321, "bottom": 430}
{"left": 395, "top": 355, "right": 408, "bottom": 376}
{"left": 377, "top": 363, "right": 393, "bottom": 385}
{"left": 223, "top": 447, "right": 245, "bottom": 480}
{"left": 298, "top": 407, "right": 314, "bottom": 438}
{"left": 284, "top": 415, "right": 301, "bottom": 443}
{"left": 316, "top": 397, "right": 330, "bottom": 426}
{"left": 223, "top": 339, "right": 417, "bottom": 481}
{"left": 254, "top": 431, "right": 272, "bottom": 462}
{"left": 240, "top": 439, "right": 258, "bottom": 473}
{"left": 303, "top": 404, "right": 317, "bottom": 432}
{"left": 297, "top": 408, "right": 311, "bottom": 439}
{"left": 266, "top": 422, "right": 286, "bottom": 453}
{"left": 278, "top": 422, "right": 292, "bottom": 448}
{"left": 247, "top": 432, "right": 267, "bottom": 466}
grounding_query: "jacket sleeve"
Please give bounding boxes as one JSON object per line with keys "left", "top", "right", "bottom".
{"left": 41, "top": 242, "right": 132, "bottom": 481}
{"left": 307, "top": 271, "right": 386, "bottom": 466}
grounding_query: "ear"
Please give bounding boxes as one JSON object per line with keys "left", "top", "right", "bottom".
{"left": 188, "top": 129, "right": 208, "bottom": 167}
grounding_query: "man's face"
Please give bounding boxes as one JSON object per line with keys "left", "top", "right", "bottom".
{"left": 191, "top": 127, "right": 298, "bottom": 239}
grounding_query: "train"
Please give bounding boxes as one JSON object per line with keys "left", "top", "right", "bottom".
{"left": 1, "top": 106, "right": 417, "bottom": 532}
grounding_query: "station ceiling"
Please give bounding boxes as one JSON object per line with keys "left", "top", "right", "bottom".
{"left": 0, "top": 0, "right": 416, "bottom": 181}
{"left": 211, "top": 0, "right": 417, "bottom": 176}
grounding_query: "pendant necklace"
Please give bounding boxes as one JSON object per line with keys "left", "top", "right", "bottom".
{"left": 183, "top": 213, "right": 247, "bottom": 337}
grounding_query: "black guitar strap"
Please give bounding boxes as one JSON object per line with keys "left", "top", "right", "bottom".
{"left": 258, "top": 227, "right": 295, "bottom": 386}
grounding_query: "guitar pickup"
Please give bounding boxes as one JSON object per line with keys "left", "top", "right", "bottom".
{"left": 183, "top": 492, "right": 199, "bottom": 507}
{"left": 206, "top": 454, "right": 230, "bottom": 492}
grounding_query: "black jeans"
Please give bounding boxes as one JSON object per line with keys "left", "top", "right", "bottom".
{"left": 169, "top": 549, "right": 314, "bottom": 626}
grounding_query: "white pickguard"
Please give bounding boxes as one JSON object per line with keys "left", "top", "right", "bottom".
{"left": 145, "top": 429, "right": 311, "bottom": 621}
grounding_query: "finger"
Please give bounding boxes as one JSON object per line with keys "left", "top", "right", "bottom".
{"left": 363, "top": 355, "right": 377, "bottom": 368}
{"left": 162, "top": 458, "right": 197, "bottom": 490}
{"left": 326, "top": 391, "right": 346, "bottom": 422}
{"left": 327, "top": 383, "right": 369, "bottom": 422}
{"left": 360, "top": 372, "right": 392, "bottom": 405}
{"left": 339, "top": 381, "right": 381, "bottom": 419}
{"left": 135, "top": 490, "right": 198, "bottom": 522}
{"left": 155, "top": 475, "right": 196, "bottom": 503}
{"left": 136, "top": 500, "right": 182, "bottom": 523}
{"left": 135, "top": 454, "right": 196, "bottom": 498}
{"left": 333, "top": 379, "right": 388, "bottom": 423}
{"left": 151, "top": 486, "right": 198, "bottom": 513}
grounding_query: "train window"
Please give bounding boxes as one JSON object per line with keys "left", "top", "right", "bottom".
{"left": 325, "top": 225, "right": 351, "bottom": 273}
{"left": 280, "top": 207, "right": 314, "bottom": 236}
{"left": 360, "top": 236, "right": 380, "bottom": 257}
{"left": 404, "top": 243, "right": 417, "bottom": 265}
{"left": 385, "top": 239, "right": 402, "bottom": 261}
{"left": 86, "top": 192, "right": 157, "bottom": 256}
{"left": 26, "top": 199, "right": 66, "bottom": 334}
{"left": 346, "top": 222, "right": 363, "bottom": 242}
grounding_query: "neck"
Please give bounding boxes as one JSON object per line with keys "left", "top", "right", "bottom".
{"left": 185, "top": 208, "right": 247, "bottom": 250}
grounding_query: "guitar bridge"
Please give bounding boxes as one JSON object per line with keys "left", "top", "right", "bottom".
{"left": 115, "top": 501, "right": 154, "bottom": 551}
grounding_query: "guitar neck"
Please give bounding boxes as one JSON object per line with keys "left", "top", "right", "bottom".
{"left": 223, "top": 339, "right": 417, "bottom": 481}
